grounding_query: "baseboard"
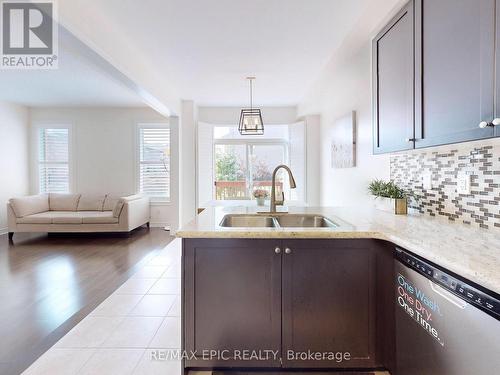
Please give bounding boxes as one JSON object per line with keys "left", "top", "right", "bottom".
{"left": 0, "top": 227, "right": 7, "bottom": 236}
{"left": 150, "top": 222, "right": 170, "bottom": 229}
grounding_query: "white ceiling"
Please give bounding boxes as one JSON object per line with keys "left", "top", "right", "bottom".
{"left": 0, "top": 42, "right": 145, "bottom": 107}
{"left": 60, "top": 0, "right": 369, "bottom": 107}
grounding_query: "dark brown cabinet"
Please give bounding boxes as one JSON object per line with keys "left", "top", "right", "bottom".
{"left": 372, "top": 1, "right": 415, "bottom": 154}
{"left": 282, "top": 240, "right": 377, "bottom": 369}
{"left": 414, "top": 0, "right": 496, "bottom": 147}
{"left": 183, "top": 238, "right": 389, "bottom": 372}
{"left": 183, "top": 239, "right": 282, "bottom": 368}
{"left": 373, "top": 0, "right": 500, "bottom": 153}
{"left": 497, "top": 3, "right": 500, "bottom": 138}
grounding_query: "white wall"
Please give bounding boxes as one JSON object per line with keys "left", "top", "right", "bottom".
{"left": 301, "top": 115, "right": 321, "bottom": 206}
{"left": 299, "top": 41, "right": 390, "bottom": 207}
{"left": 198, "top": 106, "right": 297, "bottom": 125}
{"left": 59, "top": 7, "right": 180, "bottom": 116}
{"left": 179, "top": 100, "right": 197, "bottom": 226}
{"left": 197, "top": 122, "right": 214, "bottom": 206}
{"left": 297, "top": 0, "right": 405, "bottom": 207}
{"left": 29, "top": 107, "right": 179, "bottom": 229}
{"left": 0, "top": 102, "right": 29, "bottom": 234}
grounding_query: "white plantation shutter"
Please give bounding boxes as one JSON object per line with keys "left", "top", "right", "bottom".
{"left": 38, "top": 127, "right": 70, "bottom": 193}
{"left": 139, "top": 126, "right": 170, "bottom": 200}
{"left": 289, "top": 121, "right": 306, "bottom": 202}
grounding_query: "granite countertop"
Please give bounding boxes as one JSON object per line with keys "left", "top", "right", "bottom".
{"left": 177, "top": 206, "right": 500, "bottom": 295}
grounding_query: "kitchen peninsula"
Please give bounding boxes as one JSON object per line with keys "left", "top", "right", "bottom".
{"left": 177, "top": 206, "right": 500, "bottom": 374}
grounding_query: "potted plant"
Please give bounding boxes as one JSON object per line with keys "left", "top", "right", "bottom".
{"left": 253, "top": 189, "right": 269, "bottom": 206}
{"left": 368, "top": 179, "right": 409, "bottom": 215}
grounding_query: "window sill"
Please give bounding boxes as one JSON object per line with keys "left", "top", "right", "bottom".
{"left": 201, "top": 199, "right": 307, "bottom": 207}
{"left": 150, "top": 200, "right": 172, "bottom": 206}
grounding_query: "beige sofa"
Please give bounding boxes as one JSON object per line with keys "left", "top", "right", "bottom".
{"left": 7, "top": 193, "right": 150, "bottom": 240}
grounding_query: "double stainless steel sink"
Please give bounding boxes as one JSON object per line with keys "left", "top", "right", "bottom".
{"left": 219, "top": 214, "right": 338, "bottom": 228}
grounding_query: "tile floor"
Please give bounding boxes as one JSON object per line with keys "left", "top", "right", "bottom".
{"left": 22, "top": 239, "right": 183, "bottom": 375}
{"left": 20, "top": 238, "right": 392, "bottom": 375}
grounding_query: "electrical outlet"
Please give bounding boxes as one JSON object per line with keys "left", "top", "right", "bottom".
{"left": 422, "top": 172, "right": 432, "bottom": 190}
{"left": 457, "top": 172, "right": 471, "bottom": 195}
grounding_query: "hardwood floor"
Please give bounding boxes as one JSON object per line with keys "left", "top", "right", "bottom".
{"left": 0, "top": 228, "right": 173, "bottom": 375}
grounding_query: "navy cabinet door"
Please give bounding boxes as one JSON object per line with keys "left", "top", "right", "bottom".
{"left": 414, "top": 0, "right": 495, "bottom": 147}
{"left": 372, "top": 1, "right": 415, "bottom": 154}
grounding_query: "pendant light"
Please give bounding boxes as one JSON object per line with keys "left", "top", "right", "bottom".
{"left": 239, "top": 77, "right": 264, "bottom": 135}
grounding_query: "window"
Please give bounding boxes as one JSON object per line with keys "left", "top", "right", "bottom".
{"left": 138, "top": 124, "right": 170, "bottom": 201}
{"left": 198, "top": 123, "right": 306, "bottom": 205}
{"left": 214, "top": 144, "right": 248, "bottom": 199}
{"left": 213, "top": 125, "right": 292, "bottom": 200}
{"left": 214, "top": 142, "right": 288, "bottom": 200}
{"left": 38, "top": 127, "right": 70, "bottom": 193}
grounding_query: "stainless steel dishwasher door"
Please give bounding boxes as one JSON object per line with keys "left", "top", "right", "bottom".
{"left": 395, "top": 259, "right": 500, "bottom": 375}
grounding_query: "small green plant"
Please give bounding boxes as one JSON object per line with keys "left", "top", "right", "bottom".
{"left": 368, "top": 179, "right": 407, "bottom": 199}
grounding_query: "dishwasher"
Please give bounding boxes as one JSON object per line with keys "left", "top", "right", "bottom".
{"left": 394, "top": 247, "right": 500, "bottom": 374}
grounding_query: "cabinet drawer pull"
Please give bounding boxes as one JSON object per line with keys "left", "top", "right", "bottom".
{"left": 479, "top": 121, "right": 493, "bottom": 128}
{"left": 275, "top": 247, "right": 281, "bottom": 254}
{"left": 405, "top": 138, "right": 416, "bottom": 142}
{"left": 492, "top": 118, "right": 500, "bottom": 126}
{"left": 285, "top": 248, "right": 292, "bottom": 254}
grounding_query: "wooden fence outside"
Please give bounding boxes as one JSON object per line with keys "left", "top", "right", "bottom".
{"left": 215, "top": 181, "right": 283, "bottom": 200}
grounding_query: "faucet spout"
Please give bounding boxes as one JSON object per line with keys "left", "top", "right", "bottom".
{"left": 270, "top": 164, "right": 297, "bottom": 213}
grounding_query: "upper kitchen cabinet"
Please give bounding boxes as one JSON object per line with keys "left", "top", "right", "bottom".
{"left": 414, "top": 0, "right": 496, "bottom": 147}
{"left": 372, "top": 1, "right": 415, "bottom": 154}
{"left": 496, "top": 3, "right": 500, "bottom": 137}
{"left": 373, "top": 0, "right": 500, "bottom": 153}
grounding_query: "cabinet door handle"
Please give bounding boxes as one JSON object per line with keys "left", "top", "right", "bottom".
{"left": 275, "top": 247, "right": 281, "bottom": 254}
{"left": 285, "top": 247, "right": 292, "bottom": 254}
{"left": 479, "top": 121, "right": 493, "bottom": 128}
{"left": 405, "top": 138, "right": 416, "bottom": 142}
{"left": 492, "top": 118, "right": 500, "bottom": 126}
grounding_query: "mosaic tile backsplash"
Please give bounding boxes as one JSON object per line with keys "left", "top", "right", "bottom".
{"left": 390, "top": 142, "right": 500, "bottom": 229}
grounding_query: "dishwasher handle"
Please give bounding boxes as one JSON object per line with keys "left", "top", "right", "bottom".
{"left": 429, "top": 280, "right": 467, "bottom": 309}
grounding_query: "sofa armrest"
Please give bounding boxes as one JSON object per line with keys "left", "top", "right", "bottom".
{"left": 7, "top": 203, "right": 18, "bottom": 232}
{"left": 118, "top": 196, "right": 150, "bottom": 231}
{"left": 120, "top": 194, "right": 144, "bottom": 202}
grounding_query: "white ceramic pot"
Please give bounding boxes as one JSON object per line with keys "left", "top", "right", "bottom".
{"left": 373, "top": 197, "right": 394, "bottom": 213}
{"left": 256, "top": 197, "right": 266, "bottom": 206}
{"left": 373, "top": 197, "right": 408, "bottom": 215}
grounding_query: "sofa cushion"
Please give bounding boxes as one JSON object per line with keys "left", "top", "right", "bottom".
{"left": 9, "top": 194, "right": 49, "bottom": 217}
{"left": 16, "top": 211, "right": 119, "bottom": 225}
{"left": 49, "top": 193, "right": 81, "bottom": 211}
{"left": 81, "top": 211, "right": 119, "bottom": 224}
{"left": 77, "top": 195, "right": 105, "bottom": 211}
{"left": 51, "top": 212, "right": 83, "bottom": 224}
{"left": 17, "top": 212, "right": 53, "bottom": 224}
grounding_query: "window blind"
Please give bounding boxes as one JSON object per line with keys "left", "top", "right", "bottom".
{"left": 38, "top": 128, "right": 69, "bottom": 193}
{"left": 139, "top": 126, "right": 170, "bottom": 200}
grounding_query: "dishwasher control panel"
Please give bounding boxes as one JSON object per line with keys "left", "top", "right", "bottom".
{"left": 395, "top": 248, "right": 500, "bottom": 320}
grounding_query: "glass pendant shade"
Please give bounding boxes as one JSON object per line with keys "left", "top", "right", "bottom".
{"left": 238, "top": 108, "right": 264, "bottom": 135}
